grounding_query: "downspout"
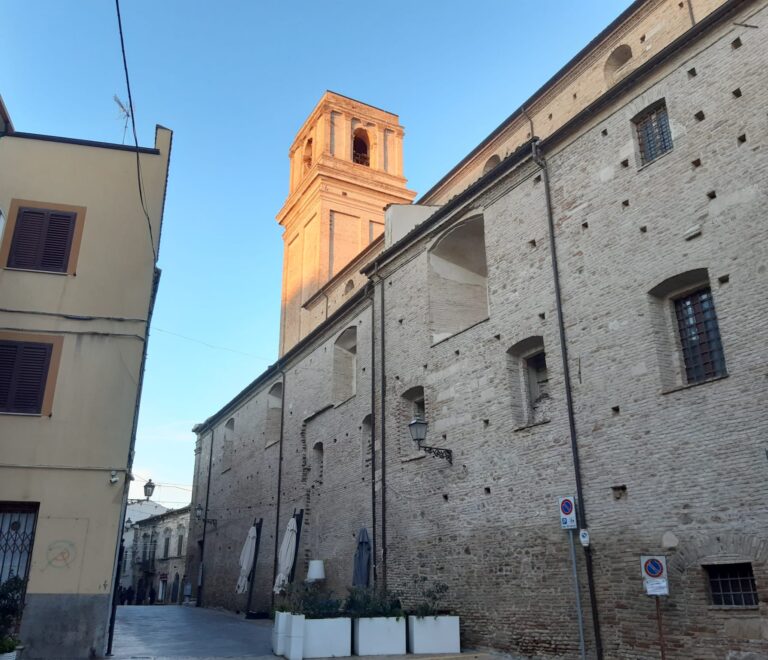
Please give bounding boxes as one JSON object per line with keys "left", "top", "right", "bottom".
{"left": 368, "top": 282, "right": 378, "bottom": 583}
{"left": 198, "top": 427, "right": 215, "bottom": 607}
{"left": 379, "top": 269, "right": 388, "bottom": 588}
{"left": 106, "top": 266, "right": 160, "bottom": 655}
{"left": 686, "top": 0, "right": 696, "bottom": 26}
{"left": 529, "top": 128, "right": 604, "bottom": 659}
{"left": 270, "top": 368, "right": 287, "bottom": 609}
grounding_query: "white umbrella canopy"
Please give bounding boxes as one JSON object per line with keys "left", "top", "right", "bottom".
{"left": 273, "top": 517, "right": 298, "bottom": 593}
{"left": 236, "top": 525, "right": 258, "bottom": 594}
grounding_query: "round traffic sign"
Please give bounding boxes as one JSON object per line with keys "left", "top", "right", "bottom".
{"left": 560, "top": 499, "right": 574, "bottom": 516}
{"left": 644, "top": 558, "right": 664, "bottom": 578}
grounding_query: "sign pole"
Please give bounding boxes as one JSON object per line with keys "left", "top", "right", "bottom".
{"left": 568, "top": 528, "right": 587, "bottom": 660}
{"left": 655, "top": 596, "right": 667, "bottom": 660}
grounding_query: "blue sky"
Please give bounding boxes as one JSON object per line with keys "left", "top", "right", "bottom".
{"left": 2, "top": 0, "right": 631, "bottom": 507}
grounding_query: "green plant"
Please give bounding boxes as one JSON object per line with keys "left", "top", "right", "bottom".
{"left": 0, "top": 576, "right": 25, "bottom": 652}
{"left": 343, "top": 586, "right": 403, "bottom": 619}
{"left": 279, "top": 581, "right": 343, "bottom": 619}
{"left": 411, "top": 576, "right": 449, "bottom": 617}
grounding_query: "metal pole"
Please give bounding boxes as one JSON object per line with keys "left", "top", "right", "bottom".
{"left": 568, "top": 529, "right": 587, "bottom": 660}
{"left": 655, "top": 596, "right": 667, "bottom": 660}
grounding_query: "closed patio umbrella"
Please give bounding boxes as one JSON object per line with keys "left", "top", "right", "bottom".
{"left": 236, "top": 525, "right": 258, "bottom": 594}
{"left": 273, "top": 517, "right": 298, "bottom": 593}
{"left": 352, "top": 527, "right": 370, "bottom": 587}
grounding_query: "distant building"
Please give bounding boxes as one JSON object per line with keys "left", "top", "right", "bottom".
{"left": 128, "top": 506, "right": 190, "bottom": 605}
{"left": 0, "top": 97, "right": 171, "bottom": 658}
{"left": 188, "top": 1, "right": 768, "bottom": 658}
{"left": 119, "top": 501, "right": 168, "bottom": 592}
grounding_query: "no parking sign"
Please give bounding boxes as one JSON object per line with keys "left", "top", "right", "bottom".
{"left": 558, "top": 496, "right": 577, "bottom": 529}
{"left": 641, "top": 555, "right": 669, "bottom": 596}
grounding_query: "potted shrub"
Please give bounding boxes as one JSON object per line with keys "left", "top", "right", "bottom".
{"left": 299, "top": 583, "right": 349, "bottom": 659}
{"left": 345, "top": 586, "right": 405, "bottom": 656}
{"left": 272, "top": 583, "right": 304, "bottom": 659}
{"left": 407, "top": 577, "right": 460, "bottom": 654}
{"left": 0, "top": 577, "right": 25, "bottom": 660}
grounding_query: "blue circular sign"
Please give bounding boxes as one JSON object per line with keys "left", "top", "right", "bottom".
{"left": 560, "top": 499, "right": 574, "bottom": 516}
{"left": 644, "top": 558, "right": 664, "bottom": 578}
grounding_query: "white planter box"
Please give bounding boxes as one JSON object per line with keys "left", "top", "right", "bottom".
{"left": 272, "top": 611, "right": 292, "bottom": 656}
{"left": 407, "top": 615, "right": 460, "bottom": 654}
{"left": 353, "top": 616, "right": 406, "bottom": 656}
{"left": 285, "top": 613, "right": 305, "bottom": 660}
{"left": 303, "top": 617, "right": 351, "bottom": 658}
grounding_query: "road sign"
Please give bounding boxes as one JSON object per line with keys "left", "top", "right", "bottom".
{"left": 558, "top": 496, "right": 577, "bottom": 529}
{"left": 641, "top": 555, "right": 669, "bottom": 596}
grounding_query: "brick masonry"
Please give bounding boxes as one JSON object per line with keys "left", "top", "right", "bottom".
{"left": 188, "top": 2, "right": 768, "bottom": 657}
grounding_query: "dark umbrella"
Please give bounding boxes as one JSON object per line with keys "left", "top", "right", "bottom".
{"left": 352, "top": 527, "right": 371, "bottom": 587}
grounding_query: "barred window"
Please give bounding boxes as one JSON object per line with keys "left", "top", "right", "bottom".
{"left": 634, "top": 101, "right": 673, "bottom": 164}
{"left": 706, "top": 563, "right": 759, "bottom": 607}
{"left": 674, "top": 287, "right": 726, "bottom": 383}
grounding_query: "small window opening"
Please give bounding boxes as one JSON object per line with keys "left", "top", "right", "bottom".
{"left": 303, "top": 138, "right": 313, "bottom": 172}
{"left": 706, "top": 563, "right": 758, "bottom": 607}
{"left": 483, "top": 154, "right": 501, "bottom": 175}
{"left": 731, "top": 37, "right": 742, "bottom": 49}
{"left": 674, "top": 287, "right": 727, "bottom": 383}
{"left": 604, "top": 44, "right": 633, "bottom": 84}
{"left": 311, "top": 442, "right": 324, "bottom": 483}
{"left": 353, "top": 129, "right": 370, "bottom": 166}
{"left": 507, "top": 337, "right": 550, "bottom": 427}
{"left": 732, "top": 88, "right": 742, "bottom": 98}
{"left": 333, "top": 327, "right": 357, "bottom": 402}
{"left": 526, "top": 352, "right": 550, "bottom": 408}
{"left": 633, "top": 100, "right": 673, "bottom": 165}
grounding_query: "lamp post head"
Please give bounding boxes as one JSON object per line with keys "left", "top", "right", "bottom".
{"left": 195, "top": 504, "right": 203, "bottom": 521}
{"left": 408, "top": 416, "right": 428, "bottom": 444}
{"left": 143, "top": 479, "right": 156, "bottom": 500}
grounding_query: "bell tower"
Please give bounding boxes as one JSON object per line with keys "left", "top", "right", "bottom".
{"left": 276, "top": 91, "right": 416, "bottom": 355}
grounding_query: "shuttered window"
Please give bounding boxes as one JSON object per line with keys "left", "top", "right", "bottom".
{"left": 0, "top": 340, "right": 53, "bottom": 414}
{"left": 7, "top": 207, "right": 76, "bottom": 273}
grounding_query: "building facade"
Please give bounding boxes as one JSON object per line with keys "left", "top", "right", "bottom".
{"left": 127, "top": 506, "right": 190, "bottom": 605}
{"left": 119, "top": 500, "right": 168, "bottom": 592}
{"left": 0, "top": 100, "right": 171, "bottom": 657}
{"left": 188, "top": 1, "right": 768, "bottom": 657}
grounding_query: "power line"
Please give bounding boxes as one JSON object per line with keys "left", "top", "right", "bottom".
{"left": 114, "top": 0, "right": 157, "bottom": 263}
{"left": 153, "top": 327, "right": 270, "bottom": 359}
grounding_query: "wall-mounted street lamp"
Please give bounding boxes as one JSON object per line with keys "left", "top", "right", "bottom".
{"left": 195, "top": 504, "right": 218, "bottom": 528}
{"left": 127, "top": 478, "right": 156, "bottom": 504}
{"left": 408, "top": 417, "right": 452, "bottom": 465}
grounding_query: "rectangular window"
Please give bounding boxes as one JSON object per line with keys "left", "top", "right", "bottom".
{"left": 177, "top": 535, "right": 184, "bottom": 557}
{"left": 7, "top": 207, "right": 76, "bottom": 272}
{"left": 163, "top": 537, "right": 170, "bottom": 559}
{"left": 0, "top": 340, "right": 53, "bottom": 414}
{"left": 634, "top": 101, "right": 673, "bottom": 164}
{"left": 706, "top": 563, "right": 759, "bottom": 607}
{"left": 674, "top": 287, "right": 726, "bottom": 383}
{"left": 526, "top": 351, "right": 549, "bottom": 407}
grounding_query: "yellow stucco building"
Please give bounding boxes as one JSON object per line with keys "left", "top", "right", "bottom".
{"left": 0, "top": 96, "right": 171, "bottom": 658}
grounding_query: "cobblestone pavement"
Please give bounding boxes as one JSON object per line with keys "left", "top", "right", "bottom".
{"left": 110, "top": 605, "right": 274, "bottom": 659}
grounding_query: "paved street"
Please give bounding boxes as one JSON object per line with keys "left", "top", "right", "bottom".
{"left": 111, "top": 605, "right": 274, "bottom": 659}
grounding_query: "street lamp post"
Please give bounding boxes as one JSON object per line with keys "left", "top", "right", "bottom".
{"left": 127, "top": 478, "right": 156, "bottom": 505}
{"left": 408, "top": 417, "right": 453, "bottom": 465}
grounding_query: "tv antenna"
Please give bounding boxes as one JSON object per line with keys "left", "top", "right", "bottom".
{"left": 113, "top": 94, "right": 131, "bottom": 144}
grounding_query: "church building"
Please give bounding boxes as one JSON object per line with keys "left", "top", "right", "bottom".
{"left": 188, "top": 0, "right": 768, "bottom": 656}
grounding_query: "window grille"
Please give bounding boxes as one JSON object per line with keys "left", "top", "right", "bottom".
{"left": 635, "top": 102, "right": 673, "bottom": 164}
{"left": 706, "top": 563, "right": 759, "bottom": 607}
{"left": 674, "top": 287, "right": 726, "bottom": 383}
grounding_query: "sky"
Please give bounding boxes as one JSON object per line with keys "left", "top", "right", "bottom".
{"left": 2, "top": 0, "right": 632, "bottom": 507}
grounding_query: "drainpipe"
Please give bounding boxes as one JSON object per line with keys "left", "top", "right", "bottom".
{"left": 270, "top": 369, "right": 287, "bottom": 610}
{"left": 378, "top": 269, "right": 388, "bottom": 588}
{"left": 368, "top": 282, "right": 378, "bottom": 583}
{"left": 197, "top": 428, "right": 215, "bottom": 607}
{"left": 530, "top": 134, "right": 604, "bottom": 660}
{"left": 686, "top": 0, "right": 696, "bottom": 26}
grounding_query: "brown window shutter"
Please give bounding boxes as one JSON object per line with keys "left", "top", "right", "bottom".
{"left": 7, "top": 209, "right": 46, "bottom": 269}
{"left": 0, "top": 340, "right": 53, "bottom": 414}
{"left": 7, "top": 208, "right": 76, "bottom": 272}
